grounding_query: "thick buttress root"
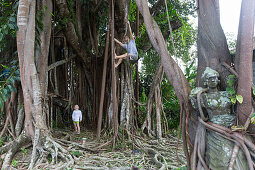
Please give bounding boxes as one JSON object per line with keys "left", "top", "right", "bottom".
{"left": 0, "top": 132, "right": 30, "bottom": 169}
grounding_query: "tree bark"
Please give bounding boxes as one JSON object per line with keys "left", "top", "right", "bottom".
{"left": 17, "top": 0, "right": 37, "bottom": 138}
{"left": 236, "top": 0, "right": 255, "bottom": 126}
{"left": 196, "top": 0, "right": 231, "bottom": 89}
{"left": 110, "top": 0, "right": 118, "bottom": 145}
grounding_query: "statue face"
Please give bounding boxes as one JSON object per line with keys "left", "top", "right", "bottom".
{"left": 207, "top": 76, "right": 218, "bottom": 88}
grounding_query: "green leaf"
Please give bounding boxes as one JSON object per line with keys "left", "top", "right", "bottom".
{"left": 1, "top": 64, "right": 7, "bottom": 68}
{"left": 230, "top": 90, "right": 236, "bottom": 95}
{"left": 9, "top": 77, "right": 15, "bottom": 85}
{"left": 0, "top": 91, "right": 6, "bottom": 102}
{"left": 226, "top": 87, "right": 231, "bottom": 92}
{"left": 49, "top": 12, "right": 55, "bottom": 16}
{"left": 0, "top": 33, "right": 3, "bottom": 41}
{"left": 253, "top": 87, "right": 255, "bottom": 96}
{"left": 9, "top": 17, "right": 15, "bottom": 22}
{"left": 8, "top": 23, "right": 15, "bottom": 30}
{"left": 3, "top": 28, "right": 8, "bottom": 34}
{"left": 251, "top": 116, "right": 255, "bottom": 125}
{"left": 7, "top": 85, "right": 16, "bottom": 93}
{"left": 231, "top": 97, "right": 236, "bottom": 104}
{"left": 228, "top": 75, "right": 235, "bottom": 79}
{"left": 0, "top": 100, "right": 3, "bottom": 108}
{"left": 228, "top": 81, "right": 233, "bottom": 87}
{"left": 236, "top": 95, "right": 243, "bottom": 104}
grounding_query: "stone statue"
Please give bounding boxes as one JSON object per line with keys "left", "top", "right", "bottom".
{"left": 190, "top": 67, "right": 248, "bottom": 170}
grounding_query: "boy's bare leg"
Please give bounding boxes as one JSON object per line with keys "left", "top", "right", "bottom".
{"left": 77, "top": 123, "right": 80, "bottom": 134}
{"left": 74, "top": 122, "right": 77, "bottom": 132}
{"left": 115, "top": 59, "right": 123, "bottom": 68}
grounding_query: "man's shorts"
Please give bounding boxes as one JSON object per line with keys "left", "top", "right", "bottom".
{"left": 73, "top": 121, "right": 79, "bottom": 124}
{"left": 128, "top": 53, "right": 138, "bottom": 61}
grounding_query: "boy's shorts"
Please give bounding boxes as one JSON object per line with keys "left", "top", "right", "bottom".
{"left": 73, "top": 121, "right": 79, "bottom": 124}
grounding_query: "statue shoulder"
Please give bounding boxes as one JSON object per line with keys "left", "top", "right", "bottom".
{"left": 190, "top": 87, "right": 204, "bottom": 98}
{"left": 189, "top": 87, "right": 205, "bottom": 109}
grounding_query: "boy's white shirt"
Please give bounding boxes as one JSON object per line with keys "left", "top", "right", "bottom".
{"left": 72, "top": 110, "right": 82, "bottom": 122}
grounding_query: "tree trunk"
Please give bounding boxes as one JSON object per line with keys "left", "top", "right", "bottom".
{"left": 17, "top": 0, "right": 37, "bottom": 138}
{"left": 236, "top": 0, "right": 255, "bottom": 127}
{"left": 196, "top": 0, "right": 232, "bottom": 89}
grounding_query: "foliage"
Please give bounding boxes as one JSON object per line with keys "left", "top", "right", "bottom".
{"left": 128, "top": 0, "right": 197, "bottom": 63}
{"left": 71, "top": 150, "right": 82, "bottom": 157}
{"left": 0, "top": 1, "right": 18, "bottom": 45}
{"left": 0, "top": 138, "right": 3, "bottom": 147}
{"left": 21, "top": 147, "right": 28, "bottom": 156}
{"left": 225, "top": 32, "right": 237, "bottom": 54}
{"left": 11, "top": 159, "right": 18, "bottom": 168}
{"left": 0, "top": 0, "right": 18, "bottom": 64}
{"left": 226, "top": 75, "right": 243, "bottom": 104}
{"left": 0, "top": 63, "right": 20, "bottom": 109}
{"left": 184, "top": 60, "right": 197, "bottom": 88}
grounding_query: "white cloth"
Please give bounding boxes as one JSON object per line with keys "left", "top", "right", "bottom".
{"left": 72, "top": 110, "right": 82, "bottom": 122}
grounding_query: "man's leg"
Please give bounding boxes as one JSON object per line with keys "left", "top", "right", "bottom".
{"left": 115, "top": 53, "right": 128, "bottom": 68}
{"left": 115, "top": 53, "right": 128, "bottom": 59}
{"left": 115, "top": 59, "right": 123, "bottom": 68}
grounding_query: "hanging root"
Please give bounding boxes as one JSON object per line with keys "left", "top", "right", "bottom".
{"left": 228, "top": 144, "right": 240, "bottom": 170}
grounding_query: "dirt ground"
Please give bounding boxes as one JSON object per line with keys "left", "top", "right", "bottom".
{"left": 9, "top": 128, "right": 187, "bottom": 169}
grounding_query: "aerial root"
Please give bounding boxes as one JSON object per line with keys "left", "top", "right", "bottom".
{"left": 32, "top": 136, "right": 75, "bottom": 170}
{"left": 132, "top": 136, "right": 186, "bottom": 169}
{"left": 1, "top": 130, "right": 186, "bottom": 169}
{"left": 1, "top": 133, "right": 30, "bottom": 170}
{"left": 196, "top": 118, "right": 255, "bottom": 170}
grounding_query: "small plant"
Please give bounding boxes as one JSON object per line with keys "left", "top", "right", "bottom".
{"left": 48, "top": 157, "right": 52, "bottom": 163}
{"left": 251, "top": 113, "right": 255, "bottom": 125}
{"left": 21, "top": 147, "right": 27, "bottom": 156}
{"left": 0, "top": 139, "right": 3, "bottom": 147}
{"left": 11, "top": 159, "right": 18, "bottom": 168}
{"left": 71, "top": 151, "right": 82, "bottom": 157}
{"left": 226, "top": 75, "right": 243, "bottom": 104}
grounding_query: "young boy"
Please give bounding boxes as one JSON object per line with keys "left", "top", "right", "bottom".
{"left": 72, "top": 105, "right": 82, "bottom": 134}
{"left": 114, "top": 21, "right": 138, "bottom": 68}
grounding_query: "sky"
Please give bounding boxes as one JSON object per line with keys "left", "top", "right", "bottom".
{"left": 219, "top": 0, "right": 242, "bottom": 37}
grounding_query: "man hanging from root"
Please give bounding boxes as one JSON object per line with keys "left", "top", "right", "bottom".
{"left": 114, "top": 21, "right": 138, "bottom": 68}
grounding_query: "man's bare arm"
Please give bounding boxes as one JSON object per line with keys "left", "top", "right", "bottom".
{"left": 128, "top": 21, "right": 135, "bottom": 40}
{"left": 114, "top": 38, "right": 124, "bottom": 47}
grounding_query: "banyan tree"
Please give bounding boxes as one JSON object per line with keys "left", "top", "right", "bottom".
{"left": 0, "top": 0, "right": 255, "bottom": 169}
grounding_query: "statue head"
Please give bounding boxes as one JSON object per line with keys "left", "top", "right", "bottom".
{"left": 202, "top": 67, "right": 220, "bottom": 88}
